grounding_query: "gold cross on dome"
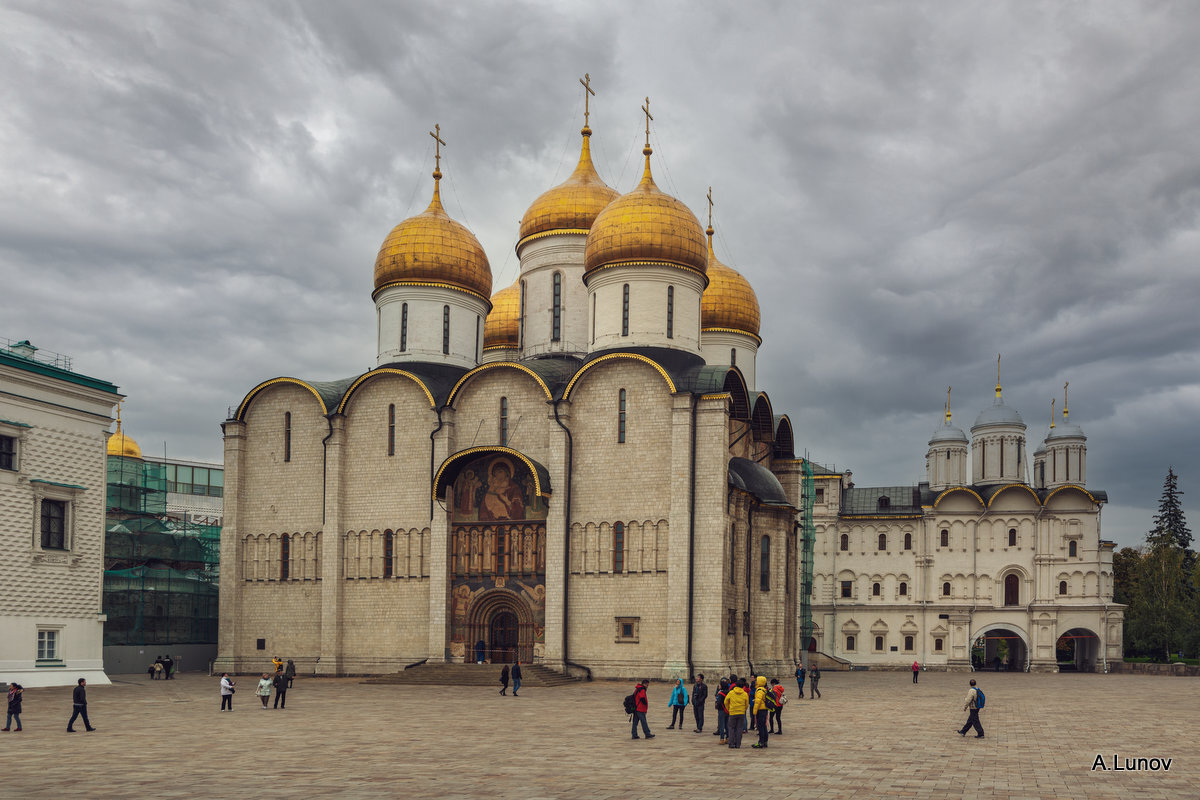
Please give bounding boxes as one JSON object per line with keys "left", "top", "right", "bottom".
{"left": 430, "top": 124, "right": 446, "bottom": 174}
{"left": 707, "top": 186, "right": 714, "bottom": 227}
{"left": 642, "top": 96, "right": 653, "bottom": 148}
{"left": 580, "top": 73, "right": 595, "bottom": 127}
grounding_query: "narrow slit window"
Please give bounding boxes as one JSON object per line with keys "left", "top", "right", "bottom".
{"left": 500, "top": 397, "right": 509, "bottom": 446}
{"left": 519, "top": 281, "right": 526, "bottom": 349}
{"left": 613, "top": 522, "right": 625, "bottom": 573}
{"left": 666, "top": 286, "right": 674, "bottom": 339}
{"left": 442, "top": 305, "right": 450, "bottom": 355}
{"left": 388, "top": 404, "right": 395, "bottom": 456}
{"left": 400, "top": 303, "right": 408, "bottom": 351}
{"left": 284, "top": 412, "right": 292, "bottom": 462}
{"left": 384, "top": 531, "right": 394, "bottom": 578}
{"left": 280, "top": 534, "right": 291, "bottom": 581}
{"left": 622, "top": 284, "right": 630, "bottom": 336}
{"left": 730, "top": 348, "right": 736, "bottom": 366}
{"left": 552, "top": 272, "right": 562, "bottom": 342}
{"left": 475, "top": 315, "right": 481, "bottom": 360}
{"left": 760, "top": 535, "right": 770, "bottom": 591}
{"left": 618, "top": 389, "right": 627, "bottom": 443}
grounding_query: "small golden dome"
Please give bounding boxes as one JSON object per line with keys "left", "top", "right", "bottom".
{"left": 373, "top": 179, "right": 492, "bottom": 301}
{"left": 107, "top": 420, "right": 142, "bottom": 459}
{"left": 483, "top": 282, "right": 520, "bottom": 351}
{"left": 518, "top": 128, "right": 619, "bottom": 247}
{"left": 584, "top": 149, "right": 708, "bottom": 279}
{"left": 701, "top": 230, "right": 760, "bottom": 337}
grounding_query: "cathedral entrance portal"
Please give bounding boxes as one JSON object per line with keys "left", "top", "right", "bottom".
{"left": 489, "top": 611, "right": 519, "bottom": 664}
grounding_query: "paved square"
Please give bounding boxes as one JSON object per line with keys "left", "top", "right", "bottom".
{"left": 2, "top": 670, "right": 1197, "bottom": 798}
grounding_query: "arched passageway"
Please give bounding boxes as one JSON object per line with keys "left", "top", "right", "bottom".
{"left": 1056, "top": 628, "right": 1102, "bottom": 672}
{"left": 972, "top": 628, "right": 1028, "bottom": 672}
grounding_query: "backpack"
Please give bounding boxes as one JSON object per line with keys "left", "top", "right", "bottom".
{"left": 762, "top": 688, "right": 780, "bottom": 710}
{"left": 714, "top": 689, "right": 727, "bottom": 712}
{"left": 974, "top": 688, "right": 986, "bottom": 709}
{"left": 623, "top": 693, "right": 637, "bottom": 715}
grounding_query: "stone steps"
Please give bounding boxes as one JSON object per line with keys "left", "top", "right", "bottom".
{"left": 361, "top": 663, "right": 579, "bottom": 687}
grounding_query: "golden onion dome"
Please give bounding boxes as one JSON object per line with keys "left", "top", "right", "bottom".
{"left": 701, "top": 228, "right": 761, "bottom": 338}
{"left": 483, "top": 282, "right": 520, "bottom": 351}
{"left": 373, "top": 173, "right": 492, "bottom": 301}
{"left": 584, "top": 144, "right": 708, "bottom": 279}
{"left": 518, "top": 127, "right": 619, "bottom": 247}
{"left": 107, "top": 420, "right": 142, "bottom": 459}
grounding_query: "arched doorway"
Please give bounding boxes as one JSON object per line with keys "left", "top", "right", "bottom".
{"left": 1056, "top": 628, "right": 1101, "bottom": 672}
{"left": 972, "top": 626, "right": 1029, "bottom": 672}
{"left": 490, "top": 610, "right": 519, "bottom": 664}
{"left": 466, "top": 589, "right": 535, "bottom": 664}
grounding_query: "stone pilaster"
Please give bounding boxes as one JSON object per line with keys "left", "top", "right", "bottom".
{"left": 542, "top": 400, "right": 569, "bottom": 670}
{"left": 316, "top": 414, "right": 345, "bottom": 675}
{"left": 663, "top": 393, "right": 695, "bottom": 678}
{"left": 426, "top": 410, "right": 454, "bottom": 662}
{"left": 214, "top": 420, "right": 245, "bottom": 674}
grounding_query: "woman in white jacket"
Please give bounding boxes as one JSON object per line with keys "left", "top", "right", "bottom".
{"left": 220, "top": 673, "right": 236, "bottom": 711}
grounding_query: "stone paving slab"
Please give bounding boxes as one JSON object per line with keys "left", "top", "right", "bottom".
{"left": 1, "top": 670, "right": 1197, "bottom": 798}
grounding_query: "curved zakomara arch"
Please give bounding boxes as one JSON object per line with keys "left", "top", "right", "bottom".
{"left": 466, "top": 587, "right": 535, "bottom": 629}
{"left": 336, "top": 368, "right": 435, "bottom": 414}
{"left": 751, "top": 393, "right": 774, "bottom": 441}
{"left": 774, "top": 415, "right": 795, "bottom": 459}
{"left": 447, "top": 362, "right": 553, "bottom": 407}
{"left": 433, "top": 445, "right": 552, "bottom": 502}
{"left": 561, "top": 353, "right": 676, "bottom": 401}
{"left": 931, "top": 486, "right": 986, "bottom": 509}
{"left": 723, "top": 367, "right": 751, "bottom": 420}
{"left": 236, "top": 377, "right": 327, "bottom": 421}
{"left": 1043, "top": 484, "right": 1100, "bottom": 505}
{"left": 986, "top": 483, "right": 1043, "bottom": 508}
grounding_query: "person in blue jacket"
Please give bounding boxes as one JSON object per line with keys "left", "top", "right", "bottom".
{"left": 666, "top": 678, "right": 689, "bottom": 730}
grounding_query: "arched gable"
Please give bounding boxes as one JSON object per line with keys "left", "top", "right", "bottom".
{"left": 447, "top": 361, "right": 553, "bottom": 407}
{"left": 773, "top": 415, "right": 795, "bottom": 459}
{"left": 722, "top": 367, "right": 751, "bottom": 420}
{"left": 986, "top": 483, "right": 1042, "bottom": 509}
{"left": 751, "top": 393, "right": 774, "bottom": 441}
{"left": 932, "top": 486, "right": 985, "bottom": 510}
{"left": 562, "top": 353, "right": 675, "bottom": 400}
{"left": 338, "top": 368, "right": 435, "bottom": 413}
{"left": 236, "top": 377, "right": 328, "bottom": 420}
{"left": 1043, "top": 484, "right": 1101, "bottom": 509}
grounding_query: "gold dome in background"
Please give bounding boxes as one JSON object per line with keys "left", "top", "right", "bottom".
{"left": 518, "top": 128, "right": 619, "bottom": 247}
{"left": 483, "top": 282, "right": 520, "bottom": 351}
{"left": 373, "top": 178, "right": 492, "bottom": 301}
{"left": 107, "top": 420, "right": 142, "bottom": 459}
{"left": 584, "top": 147, "right": 708, "bottom": 279}
{"left": 701, "top": 230, "right": 761, "bottom": 338}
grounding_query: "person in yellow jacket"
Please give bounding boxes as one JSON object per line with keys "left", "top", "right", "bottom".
{"left": 751, "top": 675, "right": 771, "bottom": 748}
{"left": 723, "top": 679, "right": 750, "bottom": 748}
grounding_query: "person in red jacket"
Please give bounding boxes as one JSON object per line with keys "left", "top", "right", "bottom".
{"left": 631, "top": 679, "right": 655, "bottom": 740}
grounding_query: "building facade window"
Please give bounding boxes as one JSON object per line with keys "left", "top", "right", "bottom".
{"left": 284, "top": 411, "right": 292, "bottom": 462}
{"left": 877, "top": 533, "right": 886, "bottom": 551}
{"left": 442, "top": 305, "right": 450, "bottom": 355}
{"left": 617, "top": 389, "right": 626, "bottom": 443}
{"left": 400, "top": 303, "right": 408, "bottom": 351}
{"left": 816, "top": 487, "right": 825, "bottom": 503}
{"left": 590, "top": 294, "right": 596, "bottom": 344}
{"left": 280, "top": 534, "right": 290, "bottom": 581}
{"left": 1009, "top": 528, "right": 1017, "bottom": 547}
{"left": 899, "top": 581, "right": 908, "bottom": 596}
{"left": 0, "top": 434, "right": 15, "bottom": 470}
{"left": 519, "top": 281, "right": 526, "bottom": 349}
{"left": 874, "top": 635, "right": 884, "bottom": 652}
{"left": 499, "top": 397, "right": 509, "bottom": 446}
{"left": 387, "top": 404, "right": 396, "bottom": 456}
{"left": 845, "top": 635, "right": 856, "bottom": 651}
{"left": 729, "top": 527, "right": 736, "bottom": 584}
{"left": 475, "top": 315, "right": 481, "bottom": 360}
{"left": 384, "top": 531, "right": 394, "bottom": 578}
{"left": 1004, "top": 574, "right": 1019, "bottom": 605}
{"left": 40, "top": 499, "right": 66, "bottom": 550}
{"left": 934, "top": 638, "right": 944, "bottom": 651}
{"left": 942, "top": 581, "right": 951, "bottom": 597}
{"left": 872, "top": 582, "right": 881, "bottom": 596}
{"left": 666, "top": 286, "right": 674, "bottom": 339}
{"left": 904, "top": 635, "right": 914, "bottom": 651}
{"left": 621, "top": 284, "right": 630, "bottom": 336}
{"left": 552, "top": 272, "right": 562, "bottom": 341}
{"left": 616, "top": 617, "right": 639, "bottom": 642}
{"left": 1059, "top": 580, "right": 1067, "bottom": 595}
{"left": 839, "top": 533, "right": 848, "bottom": 551}
{"left": 730, "top": 348, "right": 736, "bottom": 366}
{"left": 37, "top": 629, "right": 59, "bottom": 661}
{"left": 1068, "top": 540, "right": 1077, "bottom": 557}
{"left": 760, "top": 535, "right": 770, "bottom": 591}
{"left": 727, "top": 609, "right": 737, "bottom": 635}
{"left": 904, "top": 532, "right": 912, "bottom": 550}
{"left": 940, "top": 529, "right": 948, "bottom": 547}
{"left": 840, "top": 580, "right": 852, "bottom": 598}
{"left": 614, "top": 522, "right": 625, "bottom": 573}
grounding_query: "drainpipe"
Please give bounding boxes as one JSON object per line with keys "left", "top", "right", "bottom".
{"left": 321, "top": 414, "right": 335, "bottom": 524}
{"left": 428, "top": 407, "right": 445, "bottom": 522}
{"left": 745, "top": 497, "right": 757, "bottom": 676}
{"left": 686, "top": 395, "right": 697, "bottom": 679}
{"left": 552, "top": 400, "right": 587, "bottom": 678}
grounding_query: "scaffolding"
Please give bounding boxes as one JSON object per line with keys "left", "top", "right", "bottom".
{"left": 798, "top": 458, "right": 815, "bottom": 665}
{"left": 103, "top": 454, "right": 220, "bottom": 646}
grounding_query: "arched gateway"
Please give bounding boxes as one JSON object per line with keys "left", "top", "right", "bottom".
{"left": 442, "top": 450, "right": 548, "bottom": 664}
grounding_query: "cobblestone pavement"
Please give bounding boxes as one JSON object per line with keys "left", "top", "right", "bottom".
{"left": 2, "top": 670, "right": 1197, "bottom": 799}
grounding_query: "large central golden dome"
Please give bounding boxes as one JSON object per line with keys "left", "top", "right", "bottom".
{"left": 584, "top": 146, "right": 708, "bottom": 279}
{"left": 483, "top": 282, "right": 520, "bottom": 351}
{"left": 373, "top": 176, "right": 492, "bottom": 301}
{"left": 701, "top": 228, "right": 760, "bottom": 338}
{"left": 519, "top": 127, "right": 619, "bottom": 247}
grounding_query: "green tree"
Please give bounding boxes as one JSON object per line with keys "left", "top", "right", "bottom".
{"left": 1148, "top": 468, "right": 1192, "bottom": 561}
{"left": 1127, "top": 544, "right": 1191, "bottom": 660}
{"left": 1112, "top": 546, "right": 1142, "bottom": 607}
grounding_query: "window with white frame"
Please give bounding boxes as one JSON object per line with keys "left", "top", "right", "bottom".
{"left": 37, "top": 629, "right": 60, "bottom": 661}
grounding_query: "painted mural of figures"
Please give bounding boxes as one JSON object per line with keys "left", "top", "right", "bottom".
{"left": 479, "top": 458, "right": 526, "bottom": 521}
{"left": 452, "top": 584, "right": 472, "bottom": 625}
{"left": 457, "top": 469, "right": 481, "bottom": 515}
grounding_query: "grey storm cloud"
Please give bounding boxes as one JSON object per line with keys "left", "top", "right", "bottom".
{"left": 1, "top": 0, "right": 1197, "bottom": 547}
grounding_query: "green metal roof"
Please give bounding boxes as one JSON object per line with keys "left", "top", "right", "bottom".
{"left": 0, "top": 348, "right": 120, "bottom": 395}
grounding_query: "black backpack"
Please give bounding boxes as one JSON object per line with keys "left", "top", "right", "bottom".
{"left": 623, "top": 693, "right": 637, "bottom": 715}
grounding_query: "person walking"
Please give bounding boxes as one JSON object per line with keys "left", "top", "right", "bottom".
{"left": 809, "top": 665, "right": 821, "bottom": 699}
{"left": 4, "top": 683, "right": 22, "bottom": 732}
{"left": 723, "top": 679, "right": 749, "bottom": 748}
{"left": 794, "top": 662, "right": 806, "bottom": 698}
{"left": 958, "top": 679, "right": 984, "bottom": 738}
{"left": 272, "top": 671, "right": 288, "bottom": 709}
{"left": 164, "top": 655, "right": 175, "bottom": 680}
{"left": 768, "top": 679, "right": 785, "bottom": 734}
{"left": 691, "top": 674, "right": 708, "bottom": 732}
{"left": 751, "top": 676, "right": 771, "bottom": 748}
{"left": 912, "top": 660, "right": 920, "bottom": 684}
{"left": 630, "top": 679, "right": 654, "bottom": 740}
{"left": 499, "top": 664, "right": 510, "bottom": 695}
{"left": 256, "top": 674, "right": 272, "bottom": 708}
{"left": 66, "top": 678, "right": 96, "bottom": 732}
{"left": 667, "top": 678, "right": 689, "bottom": 729}
{"left": 713, "top": 678, "right": 729, "bottom": 744}
{"left": 511, "top": 661, "right": 523, "bottom": 696}
{"left": 220, "top": 673, "right": 236, "bottom": 711}
{"left": 284, "top": 659, "right": 296, "bottom": 689}
{"left": 153, "top": 658, "right": 163, "bottom": 680}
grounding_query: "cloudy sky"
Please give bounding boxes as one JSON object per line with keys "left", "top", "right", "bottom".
{"left": 3, "top": 1, "right": 1197, "bottom": 548}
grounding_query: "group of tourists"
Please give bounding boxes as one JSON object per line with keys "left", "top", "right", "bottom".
{"left": 218, "top": 657, "right": 296, "bottom": 711}
{"left": 628, "top": 664, "right": 824, "bottom": 750}
{"left": 147, "top": 655, "right": 176, "bottom": 680}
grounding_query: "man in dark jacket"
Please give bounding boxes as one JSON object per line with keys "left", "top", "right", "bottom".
{"left": 67, "top": 678, "right": 96, "bottom": 732}
{"left": 630, "top": 680, "right": 654, "bottom": 740}
{"left": 511, "top": 661, "right": 523, "bottom": 696}
{"left": 272, "top": 672, "right": 289, "bottom": 709}
{"left": 691, "top": 674, "right": 708, "bottom": 732}
{"left": 164, "top": 655, "right": 174, "bottom": 680}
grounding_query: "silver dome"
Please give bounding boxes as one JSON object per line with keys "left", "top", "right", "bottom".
{"left": 972, "top": 397, "right": 1025, "bottom": 429}
{"left": 929, "top": 423, "right": 969, "bottom": 445}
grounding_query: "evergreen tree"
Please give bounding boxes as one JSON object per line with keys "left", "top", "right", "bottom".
{"left": 1127, "top": 545, "right": 1191, "bottom": 660}
{"left": 1148, "top": 467, "right": 1191, "bottom": 554}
